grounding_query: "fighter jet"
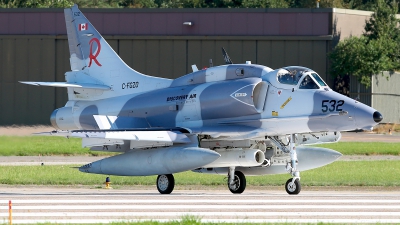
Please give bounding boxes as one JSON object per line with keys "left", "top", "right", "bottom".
{"left": 20, "top": 5, "right": 383, "bottom": 195}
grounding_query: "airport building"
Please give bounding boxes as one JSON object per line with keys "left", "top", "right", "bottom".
{"left": 0, "top": 7, "right": 398, "bottom": 125}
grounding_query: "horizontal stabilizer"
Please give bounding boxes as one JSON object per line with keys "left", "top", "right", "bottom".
{"left": 19, "top": 81, "right": 111, "bottom": 90}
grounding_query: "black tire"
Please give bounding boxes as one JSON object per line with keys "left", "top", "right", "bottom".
{"left": 285, "top": 178, "right": 301, "bottom": 195}
{"left": 156, "top": 174, "right": 174, "bottom": 194}
{"left": 228, "top": 171, "right": 246, "bottom": 194}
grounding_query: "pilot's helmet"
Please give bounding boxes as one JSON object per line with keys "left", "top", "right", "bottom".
{"left": 302, "top": 76, "right": 310, "bottom": 85}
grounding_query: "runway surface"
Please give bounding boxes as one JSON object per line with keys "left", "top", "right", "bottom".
{"left": 340, "top": 132, "right": 400, "bottom": 142}
{"left": 1, "top": 188, "right": 400, "bottom": 224}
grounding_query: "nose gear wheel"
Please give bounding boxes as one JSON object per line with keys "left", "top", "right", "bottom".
{"left": 285, "top": 178, "right": 301, "bottom": 195}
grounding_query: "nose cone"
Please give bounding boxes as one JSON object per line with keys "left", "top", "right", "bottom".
{"left": 79, "top": 161, "right": 102, "bottom": 174}
{"left": 351, "top": 101, "right": 383, "bottom": 130}
{"left": 373, "top": 111, "right": 383, "bottom": 123}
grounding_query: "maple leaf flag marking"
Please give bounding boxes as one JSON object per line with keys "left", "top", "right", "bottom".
{"left": 79, "top": 23, "right": 88, "bottom": 31}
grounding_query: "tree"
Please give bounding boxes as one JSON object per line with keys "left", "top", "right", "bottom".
{"left": 241, "top": 0, "right": 289, "bottom": 8}
{"left": 120, "top": 0, "right": 157, "bottom": 8}
{"left": 74, "top": 0, "right": 118, "bottom": 8}
{"left": 330, "top": 36, "right": 366, "bottom": 83}
{"left": 329, "top": 0, "right": 400, "bottom": 87}
{"left": 357, "top": 37, "right": 397, "bottom": 85}
{"left": 0, "top": 0, "right": 74, "bottom": 8}
{"left": 287, "top": 0, "right": 315, "bottom": 8}
{"left": 364, "top": 0, "right": 400, "bottom": 40}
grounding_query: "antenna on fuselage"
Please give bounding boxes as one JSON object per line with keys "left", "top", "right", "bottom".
{"left": 191, "top": 64, "right": 199, "bottom": 72}
{"left": 209, "top": 59, "right": 213, "bottom": 67}
{"left": 222, "top": 47, "right": 233, "bottom": 64}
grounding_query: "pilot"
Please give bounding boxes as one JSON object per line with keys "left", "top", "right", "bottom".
{"left": 300, "top": 76, "right": 318, "bottom": 89}
{"left": 300, "top": 77, "right": 306, "bottom": 88}
{"left": 279, "top": 72, "right": 296, "bottom": 85}
{"left": 278, "top": 72, "right": 300, "bottom": 85}
{"left": 289, "top": 73, "right": 296, "bottom": 84}
{"left": 278, "top": 73, "right": 288, "bottom": 83}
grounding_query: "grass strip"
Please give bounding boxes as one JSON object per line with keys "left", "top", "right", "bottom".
{"left": 108, "top": 222, "right": 309, "bottom": 225}
{"left": 30, "top": 217, "right": 317, "bottom": 225}
{"left": 316, "top": 142, "right": 400, "bottom": 155}
{"left": 0, "top": 136, "right": 399, "bottom": 156}
{"left": 0, "top": 161, "right": 399, "bottom": 186}
{"left": 0, "top": 136, "right": 112, "bottom": 156}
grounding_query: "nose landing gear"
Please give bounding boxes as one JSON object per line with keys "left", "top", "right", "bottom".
{"left": 270, "top": 134, "right": 302, "bottom": 195}
{"left": 285, "top": 134, "right": 301, "bottom": 195}
{"left": 285, "top": 178, "right": 301, "bottom": 195}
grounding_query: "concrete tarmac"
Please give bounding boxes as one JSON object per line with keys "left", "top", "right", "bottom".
{"left": 340, "top": 131, "right": 400, "bottom": 142}
{"left": 1, "top": 187, "right": 400, "bottom": 224}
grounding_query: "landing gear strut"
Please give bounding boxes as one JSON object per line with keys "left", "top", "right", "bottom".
{"left": 227, "top": 167, "right": 246, "bottom": 194}
{"left": 156, "top": 174, "right": 174, "bottom": 194}
{"left": 285, "top": 134, "right": 301, "bottom": 195}
{"left": 269, "top": 134, "right": 301, "bottom": 195}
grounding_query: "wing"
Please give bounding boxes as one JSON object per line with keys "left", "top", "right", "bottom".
{"left": 35, "top": 128, "right": 192, "bottom": 150}
{"left": 36, "top": 114, "right": 191, "bottom": 150}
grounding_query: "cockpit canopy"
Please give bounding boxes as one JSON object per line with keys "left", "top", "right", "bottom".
{"left": 273, "top": 66, "right": 328, "bottom": 90}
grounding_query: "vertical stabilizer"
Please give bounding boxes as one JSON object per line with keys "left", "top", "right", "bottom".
{"left": 63, "top": 5, "right": 171, "bottom": 100}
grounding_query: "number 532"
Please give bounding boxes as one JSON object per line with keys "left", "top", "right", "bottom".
{"left": 322, "top": 100, "right": 344, "bottom": 112}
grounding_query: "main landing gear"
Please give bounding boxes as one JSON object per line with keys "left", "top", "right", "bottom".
{"left": 158, "top": 134, "right": 301, "bottom": 195}
{"left": 227, "top": 167, "right": 246, "bottom": 194}
{"left": 156, "top": 174, "right": 175, "bottom": 194}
